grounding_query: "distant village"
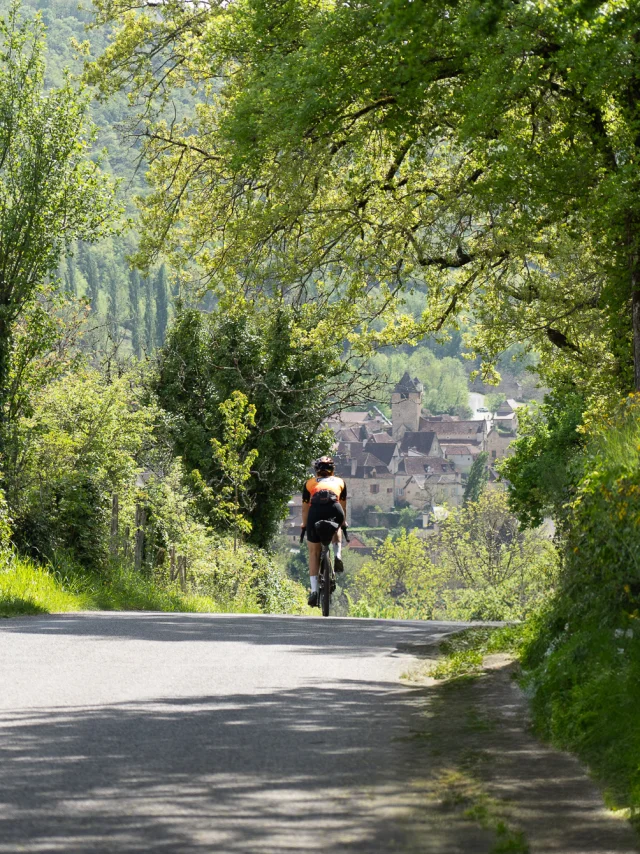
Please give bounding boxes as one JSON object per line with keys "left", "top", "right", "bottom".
{"left": 283, "top": 372, "right": 524, "bottom": 549}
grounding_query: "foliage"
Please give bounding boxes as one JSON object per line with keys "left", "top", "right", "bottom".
{"left": 209, "top": 391, "right": 259, "bottom": 544}
{"left": 463, "top": 451, "right": 489, "bottom": 506}
{"left": 349, "top": 493, "right": 557, "bottom": 622}
{"left": 0, "top": 2, "right": 115, "bottom": 422}
{"left": 485, "top": 393, "right": 506, "bottom": 414}
{"left": 91, "top": 0, "right": 640, "bottom": 399}
{"left": 517, "top": 393, "right": 640, "bottom": 819}
{"left": 153, "top": 301, "right": 359, "bottom": 547}
{"left": 350, "top": 531, "right": 442, "bottom": 621}
{"left": 499, "top": 386, "right": 585, "bottom": 529}
{"left": 369, "top": 348, "right": 470, "bottom": 415}
{"left": 437, "top": 492, "right": 558, "bottom": 621}
{"left": 9, "top": 367, "right": 155, "bottom": 567}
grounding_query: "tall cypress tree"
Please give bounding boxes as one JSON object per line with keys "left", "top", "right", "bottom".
{"left": 106, "top": 261, "right": 118, "bottom": 337}
{"left": 154, "top": 263, "right": 169, "bottom": 347}
{"left": 80, "top": 245, "right": 100, "bottom": 310}
{"left": 64, "top": 254, "right": 77, "bottom": 297}
{"left": 144, "top": 275, "right": 154, "bottom": 352}
{"left": 128, "top": 269, "right": 142, "bottom": 358}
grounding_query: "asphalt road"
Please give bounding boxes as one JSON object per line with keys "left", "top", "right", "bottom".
{"left": 0, "top": 613, "right": 637, "bottom": 854}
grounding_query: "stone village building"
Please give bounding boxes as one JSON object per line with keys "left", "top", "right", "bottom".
{"left": 283, "top": 372, "right": 518, "bottom": 541}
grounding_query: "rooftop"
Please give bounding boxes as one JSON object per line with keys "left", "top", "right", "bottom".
{"left": 394, "top": 372, "right": 423, "bottom": 395}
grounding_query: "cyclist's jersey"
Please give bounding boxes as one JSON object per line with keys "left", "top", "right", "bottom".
{"left": 302, "top": 475, "right": 347, "bottom": 505}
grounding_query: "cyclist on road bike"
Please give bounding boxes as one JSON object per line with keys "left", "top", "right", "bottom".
{"left": 301, "top": 456, "right": 347, "bottom": 607}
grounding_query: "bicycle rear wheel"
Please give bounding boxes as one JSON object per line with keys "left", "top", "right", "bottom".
{"left": 320, "top": 552, "right": 331, "bottom": 617}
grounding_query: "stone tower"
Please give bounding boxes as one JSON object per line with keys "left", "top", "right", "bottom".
{"left": 391, "top": 372, "right": 423, "bottom": 439}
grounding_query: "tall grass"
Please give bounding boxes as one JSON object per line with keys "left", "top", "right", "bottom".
{"left": 0, "top": 553, "right": 222, "bottom": 617}
{"left": 0, "top": 553, "right": 90, "bottom": 616}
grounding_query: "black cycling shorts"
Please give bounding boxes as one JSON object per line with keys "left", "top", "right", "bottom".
{"left": 306, "top": 500, "right": 345, "bottom": 544}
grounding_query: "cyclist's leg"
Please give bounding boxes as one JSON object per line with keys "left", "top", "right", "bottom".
{"left": 331, "top": 502, "right": 345, "bottom": 571}
{"left": 307, "top": 541, "right": 321, "bottom": 577}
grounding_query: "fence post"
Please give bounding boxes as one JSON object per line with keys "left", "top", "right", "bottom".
{"left": 110, "top": 493, "right": 119, "bottom": 557}
{"left": 134, "top": 504, "right": 147, "bottom": 572}
{"left": 170, "top": 544, "right": 176, "bottom": 581}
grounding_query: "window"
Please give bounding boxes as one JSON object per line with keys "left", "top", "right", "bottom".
{"left": 396, "top": 488, "right": 404, "bottom": 496}
{"left": 370, "top": 484, "right": 379, "bottom": 494}
{"left": 491, "top": 450, "right": 497, "bottom": 459}
{"left": 387, "top": 488, "right": 394, "bottom": 493}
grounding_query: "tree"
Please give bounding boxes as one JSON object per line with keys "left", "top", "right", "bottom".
{"left": 154, "top": 264, "right": 169, "bottom": 347}
{"left": 351, "top": 531, "right": 440, "bottom": 619}
{"left": 209, "top": 392, "right": 259, "bottom": 551}
{"left": 463, "top": 451, "right": 489, "bottom": 506}
{"left": 128, "top": 268, "right": 142, "bottom": 358}
{"left": 0, "top": 2, "right": 114, "bottom": 440}
{"left": 499, "top": 386, "right": 586, "bottom": 530}
{"left": 91, "top": 0, "right": 640, "bottom": 400}
{"left": 153, "top": 300, "right": 373, "bottom": 546}
{"left": 106, "top": 260, "right": 119, "bottom": 339}
{"left": 144, "top": 275, "right": 154, "bottom": 352}
{"left": 11, "top": 367, "right": 155, "bottom": 567}
{"left": 437, "top": 491, "right": 558, "bottom": 621}
{"left": 79, "top": 243, "right": 100, "bottom": 309}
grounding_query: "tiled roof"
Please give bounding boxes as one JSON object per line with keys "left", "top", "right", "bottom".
{"left": 398, "top": 456, "right": 454, "bottom": 475}
{"left": 367, "top": 431, "right": 394, "bottom": 442}
{"left": 399, "top": 431, "right": 439, "bottom": 456}
{"left": 443, "top": 444, "right": 473, "bottom": 455}
{"left": 420, "top": 419, "right": 486, "bottom": 439}
{"left": 364, "top": 442, "right": 398, "bottom": 466}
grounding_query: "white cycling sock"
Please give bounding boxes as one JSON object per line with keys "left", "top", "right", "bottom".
{"left": 333, "top": 541, "right": 342, "bottom": 560}
{"left": 310, "top": 575, "right": 319, "bottom": 592}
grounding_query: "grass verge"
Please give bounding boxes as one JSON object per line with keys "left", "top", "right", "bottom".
{"left": 426, "top": 625, "right": 528, "bottom": 681}
{"left": 0, "top": 553, "right": 221, "bottom": 617}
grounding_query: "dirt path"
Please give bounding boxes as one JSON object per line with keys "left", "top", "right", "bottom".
{"left": 401, "top": 653, "right": 639, "bottom": 853}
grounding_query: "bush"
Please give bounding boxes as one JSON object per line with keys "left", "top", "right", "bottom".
{"left": 348, "top": 493, "right": 558, "bottom": 622}
{"left": 9, "top": 368, "right": 155, "bottom": 568}
{"left": 522, "top": 393, "right": 640, "bottom": 818}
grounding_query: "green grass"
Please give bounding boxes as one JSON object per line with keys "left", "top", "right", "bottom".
{"left": 0, "top": 554, "right": 90, "bottom": 616}
{"left": 428, "top": 625, "right": 527, "bottom": 680}
{"left": 0, "top": 553, "right": 221, "bottom": 617}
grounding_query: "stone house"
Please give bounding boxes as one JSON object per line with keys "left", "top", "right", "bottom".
{"left": 486, "top": 426, "right": 516, "bottom": 461}
{"left": 441, "top": 444, "right": 478, "bottom": 474}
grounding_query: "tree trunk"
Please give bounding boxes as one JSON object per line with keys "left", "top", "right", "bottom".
{"left": 0, "top": 312, "right": 12, "bottom": 459}
{"left": 633, "top": 268, "right": 640, "bottom": 391}
{"left": 110, "top": 493, "right": 119, "bottom": 557}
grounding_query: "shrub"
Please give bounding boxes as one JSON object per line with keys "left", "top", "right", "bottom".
{"left": 522, "top": 393, "right": 640, "bottom": 817}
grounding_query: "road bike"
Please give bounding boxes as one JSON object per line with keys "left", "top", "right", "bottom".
{"left": 301, "top": 521, "right": 349, "bottom": 618}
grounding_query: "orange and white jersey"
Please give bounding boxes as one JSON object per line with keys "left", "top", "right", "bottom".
{"left": 302, "top": 475, "right": 347, "bottom": 504}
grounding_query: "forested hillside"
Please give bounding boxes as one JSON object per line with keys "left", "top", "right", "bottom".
{"left": 20, "top": 0, "right": 172, "bottom": 357}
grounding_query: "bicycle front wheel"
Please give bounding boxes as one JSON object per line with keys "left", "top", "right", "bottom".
{"left": 321, "top": 552, "right": 331, "bottom": 617}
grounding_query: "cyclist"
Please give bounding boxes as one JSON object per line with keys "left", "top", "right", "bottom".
{"left": 301, "top": 456, "right": 347, "bottom": 607}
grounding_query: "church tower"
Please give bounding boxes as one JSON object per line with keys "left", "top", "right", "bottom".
{"left": 391, "top": 372, "right": 423, "bottom": 439}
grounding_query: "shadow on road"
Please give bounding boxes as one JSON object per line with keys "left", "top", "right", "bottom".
{"left": 0, "top": 612, "right": 462, "bottom": 657}
{"left": 1, "top": 664, "right": 637, "bottom": 853}
{"left": 1, "top": 615, "right": 637, "bottom": 853}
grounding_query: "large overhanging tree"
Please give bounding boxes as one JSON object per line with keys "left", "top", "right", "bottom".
{"left": 91, "top": 0, "right": 640, "bottom": 394}
{"left": 0, "top": 2, "right": 115, "bottom": 440}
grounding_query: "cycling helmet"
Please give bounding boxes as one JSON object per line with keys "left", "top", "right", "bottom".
{"left": 314, "top": 455, "right": 335, "bottom": 475}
